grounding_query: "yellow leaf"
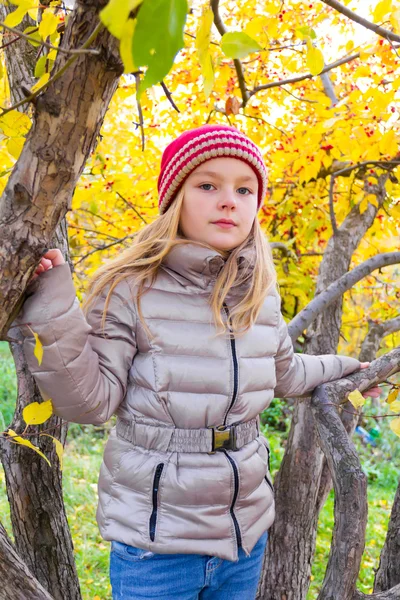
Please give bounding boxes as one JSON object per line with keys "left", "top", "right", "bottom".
{"left": 196, "top": 8, "right": 214, "bottom": 99}
{"left": 379, "top": 130, "right": 398, "bottom": 156}
{"left": 201, "top": 52, "right": 214, "bottom": 100}
{"left": 196, "top": 7, "right": 213, "bottom": 60}
{"left": 373, "top": 0, "right": 392, "bottom": 23}
{"left": 387, "top": 388, "right": 399, "bottom": 404}
{"left": 6, "top": 137, "right": 24, "bottom": 159}
{"left": 391, "top": 7, "right": 400, "bottom": 32}
{"left": 119, "top": 18, "right": 137, "bottom": 73}
{"left": 306, "top": 45, "right": 324, "bottom": 76}
{"left": 388, "top": 400, "right": 400, "bottom": 412}
{"left": 346, "top": 40, "right": 354, "bottom": 52}
{"left": 39, "top": 10, "right": 58, "bottom": 40}
{"left": 389, "top": 417, "right": 400, "bottom": 437}
{"left": 33, "top": 331, "right": 43, "bottom": 365}
{"left": 6, "top": 429, "right": 51, "bottom": 466}
{"left": 359, "top": 197, "right": 369, "bottom": 215}
{"left": 4, "top": 2, "right": 31, "bottom": 28}
{"left": 99, "top": 0, "right": 143, "bottom": 40}
{"left": 31, "top": 72, "right": 50, "bottom": 93}
{"left": 348, "top": 390, "right": 366, "bottom": 410}
{"left": 0, "top": 109, "right": 31, "bottom": 137}
{"left": 23, "top": 399, "right": 53, "bottom": 426}
{"left": 40, "top": 433, "right": 64, "bottom": 470}
{"left": 365, "top": 193, "right": 379, "bottom": 207}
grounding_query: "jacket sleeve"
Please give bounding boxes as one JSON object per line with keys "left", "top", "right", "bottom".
{"left": 273, "top": 290, "right": 361, "bottom": 399}
{"left": 11, "top": 263, "right": 137, "bottom": 425}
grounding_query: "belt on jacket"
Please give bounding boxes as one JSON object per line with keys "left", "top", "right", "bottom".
{"left": 115, "top": 416, "right": 260, "bottom": 454}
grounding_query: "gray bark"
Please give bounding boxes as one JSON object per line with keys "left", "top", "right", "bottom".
{"left": 0, "top": 0, "right": 126, "bottom": 596}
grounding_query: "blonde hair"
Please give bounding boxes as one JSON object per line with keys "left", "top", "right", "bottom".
{"left": 81, "top": 186, "right": 277, "bottom": 340}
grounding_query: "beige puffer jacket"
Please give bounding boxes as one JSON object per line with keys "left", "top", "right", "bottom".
{"left": 13, "top": 241, "right": 361, "bottom": 562}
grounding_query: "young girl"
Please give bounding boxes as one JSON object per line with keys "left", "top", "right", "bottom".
{"left": 15, "top": 124, "right": 374, "bottom": 599}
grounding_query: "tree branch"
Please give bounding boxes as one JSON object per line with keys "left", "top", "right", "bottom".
{"left": 0, "top": 521, "right": 53, "bottom": 599}
{"left": 328, "top": 174, "right": 339, "bottom": 235}
{"left": 310, "top": 349, "right": 400, "bottom": 600}
{"left": 321, "top": 0, "right": 400, "bottom": 44}
{"left": 288, "top": 252, "right": 400, "bottom": 340}
{"left": 0, "top": 21, "right": 100, "bottom": 55}
{"left": 249, "top": 51, "right": 361, "bottom": 96}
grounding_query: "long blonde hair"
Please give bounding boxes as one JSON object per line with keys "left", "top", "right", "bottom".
{"left": 81, "top": 186, "right": 277, "bottom": 340}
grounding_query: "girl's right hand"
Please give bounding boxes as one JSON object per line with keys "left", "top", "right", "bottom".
{"left": 29, "top": 249, "right": 65, "bottom": 284}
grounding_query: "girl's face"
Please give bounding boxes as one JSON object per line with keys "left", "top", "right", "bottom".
{"left": 179, "top": 157, "right": 259, "bottom": 251}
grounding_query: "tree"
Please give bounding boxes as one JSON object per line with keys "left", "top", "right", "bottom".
{"left": 0, "top": 0, "right": 399, "bottom": 598}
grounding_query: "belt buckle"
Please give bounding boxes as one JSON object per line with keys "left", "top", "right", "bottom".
{"left": 208, "top": 424, "right": 237, "bottom": 454}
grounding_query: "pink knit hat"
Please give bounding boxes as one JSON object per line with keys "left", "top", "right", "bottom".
{"left": 157, "top": 124, "right": 268, "bottom": 215}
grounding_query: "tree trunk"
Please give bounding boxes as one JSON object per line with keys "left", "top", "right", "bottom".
{"left": 258, "top": 179, "right": 389, "bottom": 599}
{"left": 0, "top": 522, "right": 53, "bottom": 600}
{"left": 0, "top": 0, "right": 125, "bottom": 596}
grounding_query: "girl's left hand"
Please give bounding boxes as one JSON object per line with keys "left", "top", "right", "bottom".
{"left": 359, "top": 362, "right": 381, "bottom": 398}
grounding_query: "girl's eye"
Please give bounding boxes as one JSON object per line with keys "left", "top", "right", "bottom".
{"left": 199, "top": 184, "right": 252, "bottom": 194}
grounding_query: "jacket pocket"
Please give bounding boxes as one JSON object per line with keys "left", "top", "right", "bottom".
{"left": 259, "top": 435, "right": 274, "bottom": 495}
{"left": 149, "top": 462, "right": 165, "bottom": 542}
{"left": 264, "top": 473, "right": 274, "bottom": 495}
{"left": 111, "top": 540, "right": 155, "bottom": 561}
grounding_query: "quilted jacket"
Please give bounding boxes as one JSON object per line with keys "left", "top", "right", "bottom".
{"left": 13, "top": 240, "right": 361, "bottom": 561}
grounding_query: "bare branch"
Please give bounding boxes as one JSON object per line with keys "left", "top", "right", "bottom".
{"left": 321, "top": 0, "right": 400, "bottom": 44}
{"left": 0, "top": 21, "right": 100, "bottom": 55}
{"left": 328, "top": 174, "right": 339, "bottom": 235}
{"left": 289, "top": 252, "right": 400, "bottom": 340}
{"left": 160, "top": 80, "right": 180, "bottom": 112}
{"left": 250, "top": 51, "right": 361, "bottom": 96}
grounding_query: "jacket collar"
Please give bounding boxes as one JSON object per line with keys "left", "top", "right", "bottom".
{"left": 161, "top": 238, "right": 256, "bottom": 293}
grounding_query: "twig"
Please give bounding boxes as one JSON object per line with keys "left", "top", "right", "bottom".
{"left": 134, "top": 72, "right": 145, "bottom": 151}
{"left": 321, "top": 0, "right": 400, "bottom": 44}
{"left": 250, "top": 51, "right": 361, "bottom": 96}
{"left": 328, "top": 174, "right": 339, "bottom": 235}
{"left": 0, "top": 21, "right": 100, "bottom": 55}
{"left": 160, "top": 80, "right": 180, "bottom": 112}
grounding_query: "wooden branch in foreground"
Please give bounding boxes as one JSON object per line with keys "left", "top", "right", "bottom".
{"left": 0, "top": 521, "right": 53, "bottom": 600}
{"left": 310, "top": 348, "right": 400, "bottom": 600}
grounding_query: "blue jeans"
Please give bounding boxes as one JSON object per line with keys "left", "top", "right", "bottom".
{"left": 110, "top": 530, "right": 268, "bottom": 599}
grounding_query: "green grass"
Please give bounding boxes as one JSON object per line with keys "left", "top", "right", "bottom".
{"left": 0, "top": 341, "right": 398, "bottom": 599}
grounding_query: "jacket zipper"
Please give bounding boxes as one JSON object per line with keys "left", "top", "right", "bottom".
{"left": 221, "top": 302, "right": 242, "bottom": 550}
{"left": 149, "top": 462, "right": 164, "bottom": 541}
{"left": 222, "top": 302, "right": 239, "bottom": 425}
{"left": 222, "top": 449, "right": 242, "bottom": 549}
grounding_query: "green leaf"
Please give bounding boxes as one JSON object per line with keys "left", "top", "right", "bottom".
{"left": 296, "top": 26, "right": 317, "bottom": 40}
{"left": 221, "top": 31, "right": 262, "bottom": 59}
{"left": 132, "top": 0, "right": 189, "bottom": 101}
{"left": 34, "top": 56, "right": 47, "bottom": 78}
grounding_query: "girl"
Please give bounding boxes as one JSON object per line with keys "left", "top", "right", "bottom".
{"left": 15, "top": 124, "right": 376, "bottom": 599}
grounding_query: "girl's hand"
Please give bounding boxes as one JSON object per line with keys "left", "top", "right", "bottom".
{"left": 29, "top": 249, "right": 65, "bottom": 284}
{"left": 359, "top": 362, "right": 381, "bottom": 398}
